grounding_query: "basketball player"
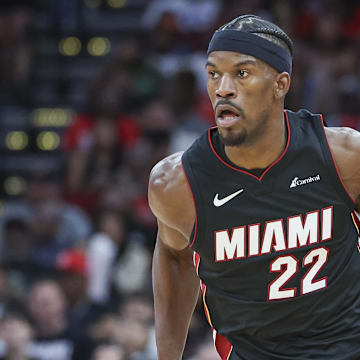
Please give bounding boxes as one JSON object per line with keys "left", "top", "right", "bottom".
{"left": 148, "top": 15, "right": 360, "bottom": 359}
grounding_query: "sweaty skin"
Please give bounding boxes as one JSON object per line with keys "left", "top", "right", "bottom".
{"left": 148, "top": 51, "right": 360, "bottom": 360}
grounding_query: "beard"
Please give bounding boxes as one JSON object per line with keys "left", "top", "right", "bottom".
{"left": 219, "top": 128, "right": 247, "bottom": 147}
{"left": 218, "top": 109, "right": 271, "bottom": 148}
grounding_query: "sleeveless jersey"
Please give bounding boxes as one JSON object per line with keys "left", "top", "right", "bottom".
{"left": 181, "top": 109, "right": 360, "bottom": 360}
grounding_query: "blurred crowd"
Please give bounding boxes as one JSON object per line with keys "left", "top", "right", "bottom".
{"left": 0, "top": 0, "right": 360, "bottom": 359}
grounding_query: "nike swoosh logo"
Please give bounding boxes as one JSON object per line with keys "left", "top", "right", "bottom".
{"left": 213, "top": 189, "right": 244, "bottom": 207}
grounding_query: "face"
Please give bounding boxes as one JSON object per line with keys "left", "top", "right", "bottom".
{"left": 27, "top": 282, "right": 66, "bottom": 325}
{"left": 99, "top": 212, "right": 125, "bottom": 244}
{"left": 59, "top": 273, "right": 87, "bottom": 305}
{"left": 0, "top": 316, "right": 33, "bottom": 349}
{"left": 121, "top": 298, "right": 154, "bottom": 324}
{"left": 206, "top": 51, "right": 278, "bottom": 147}
{"left": 92, "top": 345, "right": 124, "bottom": 360}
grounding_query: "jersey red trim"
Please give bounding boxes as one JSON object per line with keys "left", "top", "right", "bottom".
{"left": 214, "top": 331, "right": 233, "bottom": 360}
{"left": 208, "top": 110, "right": 291, "bottom": 182}
{"left": 181, "top": 160, "right": 198, "bottom": 247}
{"left": 350, "top": 211, "right": 360, "bottom": 253}
{"left": 351, "top": 211, "right": 360, "bottom": 233}
{"left": 193, "top": 251, "right": 201, "bottom": 275}
{"left": 201, "top": 281, "right": 213, "bottom": 328}
{"left": 319, "top": 114, "right": 356, "bottom": 205}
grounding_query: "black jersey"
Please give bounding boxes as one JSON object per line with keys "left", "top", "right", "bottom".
{"left": 181, "top": 109, "right": 360, "bottom": 360}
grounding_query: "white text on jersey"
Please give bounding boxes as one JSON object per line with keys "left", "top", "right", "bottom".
{"left": 214, "top": 206, "right": 333, "bottom": 262}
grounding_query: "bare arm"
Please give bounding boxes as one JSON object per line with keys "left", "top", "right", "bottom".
{"left": 149, "top": 152, "right": 199, "bottom": 360}
{"left": 152, "top": 222, "right": 199, "bottom": 359}
{"left": 325, "top": 127, "right": 360, "bottom": 212}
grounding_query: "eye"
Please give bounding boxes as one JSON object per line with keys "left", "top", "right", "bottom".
{"left": 237, "top": 70, "right": 249, "bottom": 78}
{"left": 208, "top": 70, "right": 219, "bottom": 80}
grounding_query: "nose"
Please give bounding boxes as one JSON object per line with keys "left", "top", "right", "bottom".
{"left": 215, "top": 74, "right": 236, "bottom": 99}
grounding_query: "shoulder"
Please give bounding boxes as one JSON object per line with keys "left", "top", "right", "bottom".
{"left": 324, "top": 126, "right": 360, "bottom": 158}
{"left": 148, "top": 152, "right": 195, "bottom": 238}
{"left": 324, "top": 126, "right": 360, "bottom": 203}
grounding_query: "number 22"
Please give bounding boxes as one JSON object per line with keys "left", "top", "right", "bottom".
{"left": 268, "top": 247, "right": 329, "bottom": 301}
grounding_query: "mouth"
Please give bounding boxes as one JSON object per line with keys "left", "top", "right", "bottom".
{"left": 216, "top": 106, "right": 241, "bottom": 128}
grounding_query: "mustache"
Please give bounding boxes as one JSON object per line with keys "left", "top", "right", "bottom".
{"left": 215, "top": 99, "right": 245, "bottom": 118}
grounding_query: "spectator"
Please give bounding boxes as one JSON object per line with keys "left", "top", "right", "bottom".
{"left": 143, "top": 0, "right": 221, "bottom": 33}
{"left": 56, "top": 249, "right": 103, "bottom": 332}
{"left": 0, "top": 2, "right": 35, "bottom": 105}
{"left": 0, "top": 266, "right": 26, "bottom": 319}
{"left": 87, "top": 210, "right": 151, "bottom": 303}
{"left": 119, "top": 294, "right": 154, "bottom": 326}
{"left": 0, "top": 172, "right": 91, "bottom": 267}
{"left": 118, "top": 294, "right": 156, "bottom": 360}
{"left": 2, "top": 219, "right": 31, "bottom": 269}
{"left": 0, "top": 312, "right": 35, "bottom": 360}
{"left": 89, "top": 313, "right": 118, "bottom": 344}
{"left": 91, "top": 344, "right": 125, "bottom": 360}
{"left": 163, "top": 70, "right": 210, "bottom": 152}
{"left": 65, "top": 118, "right": 123, "bottom": 196}
{"left": 87, "top": 211, "right": 125, "bottom": 305}
{"left": 89, "top": 295, "right": 155, "bottom": 360}
{"left": 64, "top": 112, "right": 140, "bottom": 215}
{"left": 28, "top": 200, "right": 70, "bottom": 271}
{"left": 110, "top": 318, "right": 150, "bottom": 360}
{"left": 26, "top": 280, "right": 95, "bottom": 360}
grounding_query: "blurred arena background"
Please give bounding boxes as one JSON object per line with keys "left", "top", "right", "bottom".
{"left": 0, "top": 0, "right": 359, "bottom": 359}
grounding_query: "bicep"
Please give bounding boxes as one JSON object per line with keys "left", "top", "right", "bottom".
{"left": 157, "top": 219, "right": 190, "bottom": 251}
{"left": 326, "top": 127, "right": 360, "bottom": 208}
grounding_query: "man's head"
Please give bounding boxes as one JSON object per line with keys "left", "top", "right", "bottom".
{"left": 206, "top": 15, "right": 292, "bottom": 147}
{"left": 56, "top": 249, "right": 88, "bottom": 306}
{"left": 27, "top": 280, "right": 67, "bottom": 335}
{"left": 0, "top": 313, "right": 33, "bottom": 353}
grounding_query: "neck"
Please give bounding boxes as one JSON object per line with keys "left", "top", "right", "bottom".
{"left": 224, "top": 110, "right": 287, "bottom": 170}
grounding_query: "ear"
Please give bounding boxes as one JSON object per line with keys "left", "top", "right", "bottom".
{"left": 274, "top": 72, "right": 291, "bottom": 99}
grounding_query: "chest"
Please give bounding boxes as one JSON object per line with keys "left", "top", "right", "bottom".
{"left": 192, "top": 157, "right": 350, "bottom": 263}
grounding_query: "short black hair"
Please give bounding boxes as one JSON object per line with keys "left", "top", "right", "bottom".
{"left": 218, "top": 15, "right": 293, "bottom": 56}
